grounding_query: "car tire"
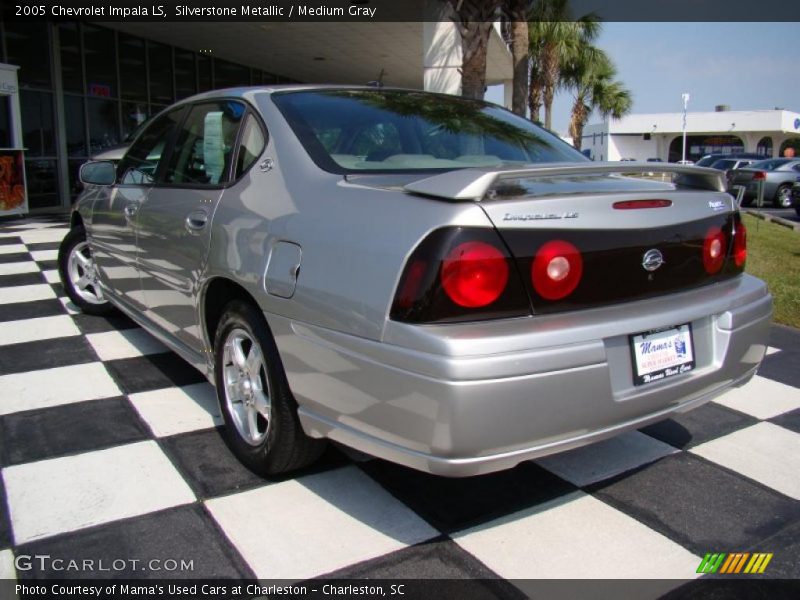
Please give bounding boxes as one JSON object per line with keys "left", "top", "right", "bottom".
{"left": 213, "top": 300, "right": 326, "bottom": 476}
{"left": 57, "top": 226, "right": 115, "bottom": 316}
{"left": 774, "top": 184, "right": 792, "bottom": 208}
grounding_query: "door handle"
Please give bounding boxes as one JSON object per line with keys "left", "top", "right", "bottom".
{"left": 185, "top": 210, "right": 209, "bottom": 232}
{"left": 124, "top": 202, "right": 139, "bottom": 218}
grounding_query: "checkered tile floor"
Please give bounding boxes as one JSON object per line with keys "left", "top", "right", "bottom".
{"left": 1, "top": 216, "right": 799, "bottom": 587}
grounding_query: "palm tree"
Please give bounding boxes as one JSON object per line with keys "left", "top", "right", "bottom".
{"left": 528, "top": 0, "right": 600, "bottom": 130}
{"left": 505, "top": 0, "right": 531, "bottom": 116}
{"left": 565, "top": 45, "right": 632, "bottom": 150}
{"left": 446, "top": 0, "right": 503, "bottom": 100}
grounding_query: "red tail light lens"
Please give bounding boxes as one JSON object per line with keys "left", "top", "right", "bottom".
{"left": 703, "top": 226, "right": 726, "bottom": 274}
{"left": 733, "top": 221, "right": 747, "bottom": 267}
{"left": 752, "top": 171, "right": 766, "bottom": 181}
{"left": 531, "top": 240, "right": 583, "bottom": 300}
{"left": 441, "top": 241, "right": 509, "bottom": 307}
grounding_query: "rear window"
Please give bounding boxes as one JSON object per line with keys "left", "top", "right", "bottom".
{"left": 271, "top": 89, "right": 584, "bottom": 173}
{"left": 750, "top": 158, "right": 792, "bottom": 170}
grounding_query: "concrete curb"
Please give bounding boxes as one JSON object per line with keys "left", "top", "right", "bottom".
{"left": 743, "top": 209, "right": 800, "bottom": 232}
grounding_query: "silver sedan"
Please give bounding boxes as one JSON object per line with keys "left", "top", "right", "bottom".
{"left": 60, "top": 86, "right": 772, "bottom": 477}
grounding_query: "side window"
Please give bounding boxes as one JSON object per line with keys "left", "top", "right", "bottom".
{"left": 162, "top": 100, "right": 245, "bottom": 186}
{"left": 117, "top": 108, "right": 183, "bottom": 185}
{"left": 235, "top": 114, "right": 266, "bottom": 179}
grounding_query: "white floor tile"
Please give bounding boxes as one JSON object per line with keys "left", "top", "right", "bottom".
{"left": 713, "top": 375, "right": 800, "bottom": 419}
{"left": 42, "top": 269, "right": 60, "bottom": 284}
{"left": 766, "top": 346, "right": 781, "bottom": 356}
{"left": 206, "top": 465, "right": 437, "bottom": 580}
{"left": 60, "top": 297, "right": 80, "bottom": 314}
{"left": 691, "top": 423, "right": 800, "bottom": 500}
{"left": 29, "top": 249, "right": 58, "bottom": 262}
{"left": 0, "top": 244, "right": 26, "bottom": 255}
{"left": 454, "top": 492, "right": 699, "bottom": 579}
{"left": 3, "top": 441, "right": 195, "bottom": 544}
{"left": 0, "top": 284, "right": 55, "bottom": 305}
{"left": 0, "top": 315, "right": 80, "bottom": 346}
{"left": 18, "top": 229, "right": 69, "bottom": 244}
{"left": 0, "top": 362, "right": 121, "bottom": 415}
{"left": 0, "top": 262, "right": 39, "bottom": 276}
{"left": 86, "top": 328, "right": 168, "bottom": 361}
{"left": 535, "top": 431, "right": 678, "bottom": 487}
{"left": 0, "top": 549, "right": 16, "bottom": 580}
{"left": 129, "top": 383, "right": 221, "bottom": 437}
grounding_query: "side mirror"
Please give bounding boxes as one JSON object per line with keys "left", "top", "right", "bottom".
{"left": 79, "top": 161, "right": 116, "bottom": 186}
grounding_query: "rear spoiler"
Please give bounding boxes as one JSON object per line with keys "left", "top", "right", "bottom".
{"left": 403, "top": 161, "right": 726, "bottom": 201}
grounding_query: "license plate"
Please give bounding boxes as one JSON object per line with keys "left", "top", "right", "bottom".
{"left": 630, "top": 324, "right": 695, "bottom": 386}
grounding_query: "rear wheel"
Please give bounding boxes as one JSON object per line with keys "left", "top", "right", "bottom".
{"left": 57, "top": 226, "right": 115, "bottom": 315}
{"left": 774, "top": 184, "right": 792, "bottom": 208}
{"left": 213, "top": 300, "right": 326, "bottom": 476}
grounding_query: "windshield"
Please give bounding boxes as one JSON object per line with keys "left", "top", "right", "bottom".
{"left": 271, "top": 89, "right": 585, "bottom": 173}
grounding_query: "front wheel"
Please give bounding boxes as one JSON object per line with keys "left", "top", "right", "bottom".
{"left": 213, "top": 300, "right": 326, "bottom": 476}
{"left": 774, "top": 184, "right": 792, "bottom": 208}
{"left": 57, "top": 226, "right": 115, "bottom": 315}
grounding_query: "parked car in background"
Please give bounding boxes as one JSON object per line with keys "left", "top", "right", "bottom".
{"left": 696, "top": 153, "right": 762, "bottom": 168}
{"left": 60, "top": 86, "right": 772, "bottom": 477}
{"left": 727, "top": 158, "right": 800, "bottom": 207}
{"left": 791, "top": 178, "right": 800, "bottom": 218}
{"left": 709, "top": 158, "right": 757, "bottom": 173}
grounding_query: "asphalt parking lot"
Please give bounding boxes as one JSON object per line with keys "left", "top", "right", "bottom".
{"left": 746, "top": 205, "right": 799, "bottom": 224}
{"left": 0, "top": 217, "right": 799, "bottom": 594}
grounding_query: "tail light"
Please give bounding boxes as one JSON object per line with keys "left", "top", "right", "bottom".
{"left": 733, "top": 221, "right": 747, "bottom": 267}
{"left": 752, "top": 171, "right": 766, "bottom": 181}
{"left": 703, "top": 226, "right": 726, "bottom": 274}
{"left": 531, "top": 240, "right": 583, "bottom": 300}
{"left": 391, "top": 228, "right": 530, "bottom": 324}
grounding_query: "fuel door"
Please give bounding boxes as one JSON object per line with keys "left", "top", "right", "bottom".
{"left": 265, "top": 241, "right": 302, "bottom": 299}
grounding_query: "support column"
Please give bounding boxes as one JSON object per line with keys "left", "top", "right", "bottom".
{"left": 423, "top": 20, "right": 462, "bottom": 96}
{"left": 502, "top": 80, "right": 513, "bottom": 110}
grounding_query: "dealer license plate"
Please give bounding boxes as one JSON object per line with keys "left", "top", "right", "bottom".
{"left": 630, "top": 324, "right": 695, "bottom": 386}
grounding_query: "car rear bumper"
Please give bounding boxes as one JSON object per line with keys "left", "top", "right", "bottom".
{"left": 270, "top": 274, "right": 772, "bottom": 477}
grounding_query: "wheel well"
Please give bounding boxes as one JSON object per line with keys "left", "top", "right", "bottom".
{"left": 203, "top": 278, "right": 261, "bottom": 350}
{"left": 70, "top": 211, "right": 84, "bottom": 230}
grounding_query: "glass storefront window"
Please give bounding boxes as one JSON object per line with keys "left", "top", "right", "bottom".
{"left": 214, "top": 58, "right": 250, "bottom": 88}
{"left": 25, "top": 159, "right": 59, "bottom": 209}
{"left": 68, "top": 159, "right": 86, "bottom": 199}
{"left": 119, "top": 34, "right": 147, "bottom": 102}
{"left": 20, "top": 90, "right": 56, "bottom": 156}
{"left": 84, "top": 25, "right": 117, "bottom": 98}
{"left": 5, "top": 21, "right": 52, "bottom": 88}
{"left": 59, "top": 23, "right": 83, "bottom": 93}
{"left": 175, "top": 49, "right": 196, "bottom": 99}
{"left": 121, "top": 102, "right": 150, "bottom": 140}
{"left": 148, "top": 41, "right": 174, "bottom": 104}
{"left": 197, "top": 55, "right": 212, "bottom": 92}
{"left": 87, "top": 98, "right": 120, "bottom": 154}
{"left": 64, "top": 95, "right": 87, "bottom": 157}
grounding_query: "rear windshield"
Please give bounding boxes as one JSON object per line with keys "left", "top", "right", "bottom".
{"left": 271, "top": 89, "right": 585, "bottom": 173}
{"left": 750, "top": 158, "right": 792, "bottom": 170}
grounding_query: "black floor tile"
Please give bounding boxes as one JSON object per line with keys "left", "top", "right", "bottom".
{"left": 640, "top": 403, "right": 759, "bottom": 450}
{"left": 50, "top": 282, "right": 65, "bottom": 297}
{"left": 768, "top": 409, "right": 800, "bottom": 435}
{"left": 747, "top": 519, "right": 800, "bottom": 579}
{"left": 0, "top": 299, "right": 65, "bottom": 322}
{"left": 759, "top": 347, "right": 800, "bottom": 389}
{"left": 0, "top": 397, "right": 149, "bottom": 467}
{"left": 0, "top": 236, "right": 22, "bottom": 245}
{"left": 0, "top": 336, "right": 98, "bottom": 376}
{"left": 0, "top": 476, "right": 10, "bottom": 549}
{"left": 36, "top": 259, "right": 58, "bottom": 271}
{"left": 159, "top": 428, "right": 269, "bottom": 499}
{"left": 16, "top": 504, "right": 255, "bottom": 579}
{"left": 71, "top": 311, "right": 138, "bottom": 334}
{"left": 0, "top": 272, "right": 45, "bottom": 288}
{"left": 0, "top": 252, "right": 31, "bottom": 264}
{"left": 589, "top": 453, "right": 800, "bottom": 556}
{"left": 361, "top": 460, "right": 577, "bottom": 534}
{"left": 104, "top": 353, "right": 206, "bottom": 394}
{"left": 25, "top": 241, "right": 61, "bottom": 251}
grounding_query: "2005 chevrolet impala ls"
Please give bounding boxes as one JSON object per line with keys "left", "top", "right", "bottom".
{"left": 59, "top": 87, "right": 772, "bottom": 477}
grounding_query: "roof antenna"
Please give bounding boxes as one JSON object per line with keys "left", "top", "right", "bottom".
{"left": 367, "top": 68, "right": 385, "bottom": 88}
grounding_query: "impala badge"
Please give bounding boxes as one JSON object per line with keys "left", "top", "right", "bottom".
{"left": 642, "top": 249, "right": 665, "bottom": 272}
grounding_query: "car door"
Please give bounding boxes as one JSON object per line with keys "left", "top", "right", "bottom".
{"left": 135, "top": 100, "right": 251, "bottom": 354}
{"left": 90, "top": 108, "right": 184, "bottom": 311}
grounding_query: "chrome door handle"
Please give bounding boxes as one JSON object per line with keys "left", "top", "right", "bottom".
{"left": 185, "top": 210, "right": 209, "bottom": 232}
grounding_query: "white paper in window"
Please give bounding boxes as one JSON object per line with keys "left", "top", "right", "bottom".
{"left": 204, "top": 111, "right": 225, "bottom": 183}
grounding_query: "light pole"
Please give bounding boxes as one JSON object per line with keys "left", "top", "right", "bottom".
{"left": 681, "top": 93, "right": 690, "bottom": 163}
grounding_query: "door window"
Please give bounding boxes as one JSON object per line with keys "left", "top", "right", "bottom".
{"left": 235, "top": 114, "right": 266, "bottom": 179}
{"left": 117, "top": 108, "right": 184, "bottom": 185}
{"left": 162, "top": 101, "right": 246, "bottom": 186}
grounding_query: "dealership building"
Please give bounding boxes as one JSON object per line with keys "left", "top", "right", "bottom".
{"left": 580, "top": 107, "right": 800, "bottom": 163}
{"left": 0, "top": 16, "right": 513, "bottom": 214}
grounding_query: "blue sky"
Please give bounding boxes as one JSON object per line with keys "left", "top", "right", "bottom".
{"left": 487, "top": 22, "right": 800, "bottom": 135}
